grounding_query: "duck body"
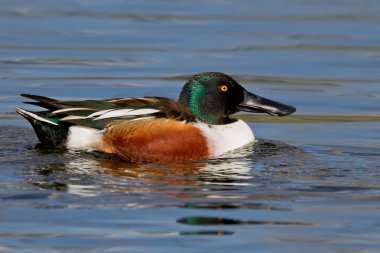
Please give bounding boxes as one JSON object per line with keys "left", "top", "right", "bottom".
{"left": 64, "top": 117, "right": 254, "bottom": 163}
{"left": 16, "top": 72, "right": 295, "bottom": 163}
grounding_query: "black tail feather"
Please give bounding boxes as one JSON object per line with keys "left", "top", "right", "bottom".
{"left": 21, "top": 94, "right": 58, "bottom": 110}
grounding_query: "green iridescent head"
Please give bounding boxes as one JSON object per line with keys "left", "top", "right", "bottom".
{"left": 178, "top": 72, "right": 296, "bottom": 125}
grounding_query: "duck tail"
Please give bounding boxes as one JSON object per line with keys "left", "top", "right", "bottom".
{"left": 20, "top": 94, "right": 58, "bottom": 110}
{"left": 15, "top": 107, "right": 68, "bottom": 147}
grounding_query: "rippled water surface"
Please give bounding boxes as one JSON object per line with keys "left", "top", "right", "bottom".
{"left": 1, "top": 1, "right": 380, "bottom": 252}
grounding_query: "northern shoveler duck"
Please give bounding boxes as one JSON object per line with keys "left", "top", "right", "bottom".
{"left": 16, "top": 72, "right": 295, "bottom": 163}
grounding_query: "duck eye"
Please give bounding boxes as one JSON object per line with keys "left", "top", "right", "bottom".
{"left": 220, "top": 85, "right": 228, "bottom": 92}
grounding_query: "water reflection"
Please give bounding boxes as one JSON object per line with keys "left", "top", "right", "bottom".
{"left": 16, "top": 140, "right": 281, "bottom": 198}
{"left": 180, "top": 230, "right": 234, "bottom": 236}
{"left": 25, "top": 138, "right": 308, "bottom": 193}
{"left": 6, "top": 125, "right": 376, "bottom": 203}
{"left": 97, "top": 158, "right": 205, "bottom": 186}
{"left": 1, "top": 123, "right": 380, "bottom": 249}
{"left": 180, "top": 202, "right": 289, "bottom": 211}
{"left": 177, "top": 216, "right": 314, "bottom": 226}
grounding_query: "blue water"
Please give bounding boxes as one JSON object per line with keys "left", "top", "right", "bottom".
{"left": 1, "top": 1, "right": 380, "bottom": 252}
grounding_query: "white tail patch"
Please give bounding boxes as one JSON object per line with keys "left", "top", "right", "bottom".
{"left": 15, "top": 107, "right": 58, "bottom": 126}
{"left": 66, "top": 126, "right": 103, "bottom": 149}
{"left": 94, "top": 108, "right": 159, "bottom": 120}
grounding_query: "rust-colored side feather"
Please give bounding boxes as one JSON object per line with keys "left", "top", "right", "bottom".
{"left": 98, "top": 119, "right": 209, "bottom": 163}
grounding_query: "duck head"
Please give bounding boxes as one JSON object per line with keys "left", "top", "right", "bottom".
{"left": 178, "top": 72, "right": 296, "bottom": 124}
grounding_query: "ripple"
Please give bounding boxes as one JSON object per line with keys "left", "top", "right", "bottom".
{"left": 0, "top": 192, "right": 51, "bottom": 200}
{"left": 0, "top": 57, "right": 145, "bottom": 66}
{"left": 177, "top": 216, "right": 314, "bottom": 226}
{"left": 180, "top": 202, "right": 289, "bottom": 211}
{"left": 2, "top": 43, "right": 380, "bottom": 53}
{"left": 1, "top": 9, "right": 380, "bottom": 23}
{"left": 8, "top": 74, "right": 380, "bottom": 86}
{"left": 0, "top": 44, "right": 173, "bottom": 52}
{"left": 291, "top": 185, "right": 375, "bottom": 193}
{"left": 225, "top": 44, "right": 380, "bottom": 52}
{"left": 180, "top": 230, "right": 234, "bottom": 236}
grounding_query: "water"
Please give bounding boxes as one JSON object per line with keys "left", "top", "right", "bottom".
{"left": 1, "top": 0, "right": 380, "bottom": 252}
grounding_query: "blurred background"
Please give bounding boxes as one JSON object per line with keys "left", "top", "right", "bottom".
{"left": 0, "top": 1, "right": 380, "bottom": 252}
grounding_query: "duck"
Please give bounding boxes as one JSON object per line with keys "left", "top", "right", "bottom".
{"left": 15, "top": 72, "right": 296, "bottom": 163}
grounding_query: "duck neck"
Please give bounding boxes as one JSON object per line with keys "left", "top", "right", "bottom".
{"left": 178, "top": 80, "right": 222, "bottom": 125}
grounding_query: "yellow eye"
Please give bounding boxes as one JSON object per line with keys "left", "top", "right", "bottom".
{"left": 220, "top": 85, "right": 228, "bottom": 92}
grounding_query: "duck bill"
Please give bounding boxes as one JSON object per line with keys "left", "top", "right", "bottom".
{"left": 237, "top": 90, "right": 296, "bottom": 116}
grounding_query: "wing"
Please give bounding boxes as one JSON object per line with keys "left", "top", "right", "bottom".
{"left": 20, "top": 94, "right": 195, "bottom": 129}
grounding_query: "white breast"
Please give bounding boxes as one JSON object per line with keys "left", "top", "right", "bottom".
{"left": 196, "top": 120, "right": 255, "bottom": 157}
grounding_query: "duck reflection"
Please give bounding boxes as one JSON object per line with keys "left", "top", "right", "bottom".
{"left": 29, "top": 140, "right": 302, "bottom": 195}
{"left": 95, "top": 143, "right": 254, "bottom": 186}
{"left": 30, "top": 139, "right": 311, "bottom": 199}
{"left": 27, "top": 143, "right": 256, "bottom": 198}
